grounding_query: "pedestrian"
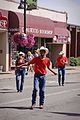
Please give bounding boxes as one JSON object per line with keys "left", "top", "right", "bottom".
{"left": 15, "top": 52, "right": 26, "bottom": 92}
{"left": 26, "top": 46, "right": 57, "bottom": 109}
{"left": 56, "top": 51, "right": 68, "bottom": 86}
{"left": 34, "top": 50, "right": 39, "bottom": 57}
{"left": 26, "top": 51, "right": 34, "bottom": 72}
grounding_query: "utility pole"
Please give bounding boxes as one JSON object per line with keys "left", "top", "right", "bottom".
{"left": 18, "top": 0, "right": 37, "bottom": 34}
{"left": 24, "top": 0, "right": 26, "bottom": 34}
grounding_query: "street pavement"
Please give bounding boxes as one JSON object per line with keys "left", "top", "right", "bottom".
{"left": 0, "top": 66, "right": 80, "bottom": 120}
{"left": 0, "top": 66, "right": 80, "bottom": 79}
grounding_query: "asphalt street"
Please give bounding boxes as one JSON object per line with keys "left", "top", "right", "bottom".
{"left": 0, "top": 71, "right": 80, "bottom": 120}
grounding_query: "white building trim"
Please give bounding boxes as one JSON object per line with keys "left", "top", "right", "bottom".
{"left": 0, "top": 0, "right": 67, "bottom": 22}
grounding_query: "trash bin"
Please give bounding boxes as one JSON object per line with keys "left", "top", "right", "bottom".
{"left": 0, "top": 65, "right": 3, "bottom": 72}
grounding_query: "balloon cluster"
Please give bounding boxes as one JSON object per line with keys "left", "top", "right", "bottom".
{"left": 14, "top": 32, "right": 35, "bottom": 48}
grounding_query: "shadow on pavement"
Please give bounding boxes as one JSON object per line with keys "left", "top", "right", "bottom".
{"left": 46, "top": 85, "right": 58, "bottom": 88}
{"left": 0, "top": 88, "right": 13, "bottom": 91}
{"left": 65, "top": 82, "right": 80, "bottom": 84}
{"left": 0, "top": 91, "right": 16, "bottom": 93}
{"left": 49, "top": 111, "right": 80, "bottom": 117}
{"left": 0, "top": 106, "right": 32, "bottom": 110}
{"left": 0, "top": 88, "right": 16, "bottom": 94}
{"left": 77, "top": 94, "right": 80, "bottom": 96}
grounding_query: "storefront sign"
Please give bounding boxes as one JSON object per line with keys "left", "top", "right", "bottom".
{"left": 53, "top": 35, "right": 68, "bottom": 44}
{"left": 21, "top": 27, "right": 53, "bottom": 35}
{"left": 0, "top": 14, "right": 8, "bottom": 29}
{"left": 28, "top": 28, "right": 53, "bottom": 35}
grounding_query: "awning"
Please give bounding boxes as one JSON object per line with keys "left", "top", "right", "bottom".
{"left": 54, "top": 27, "right": 69, "bottom": 36}
{"left": 14, "top": 12, "right": 70, "bottom": 41}
{"left": 20, "top": 14, "right": 54, "bottom": 38}
{"left": 53, "top": 27, "right": 70, "bottom": 44}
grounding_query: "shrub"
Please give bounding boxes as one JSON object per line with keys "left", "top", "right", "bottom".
{"left": 69, "top": 57, "right": 76, "bottom": 66}
{"left": 74, "top": 58, "right": 79, "bottom": 66}
{"left": 69, "top": 57, "right": 80, "bottom": 66}
{"left": 77, "top": 57, "right": 80, "bottom": 65}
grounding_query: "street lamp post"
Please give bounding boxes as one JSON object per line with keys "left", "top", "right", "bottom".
{"left": 24, "top": 0, "right": 26, "bottom": 34}
{"left": 18, "top": 0, "right": 37, "bottom": 33}
{"left": 18, "top": 0, "right": 26, "bottom": 34}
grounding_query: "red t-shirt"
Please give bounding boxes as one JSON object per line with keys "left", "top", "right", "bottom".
{"left": 57, "top": 56, "right": 67, "bottom": 67}
{"left": 16, "top": 58, "right": 26, "bottom": 66}
{"left": 29, "top": 56, "right": 50, "bottom": 74}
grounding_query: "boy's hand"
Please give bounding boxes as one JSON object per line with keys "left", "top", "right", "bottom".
{"left": 53, "top": 72, "right": 57, "bottom": 75}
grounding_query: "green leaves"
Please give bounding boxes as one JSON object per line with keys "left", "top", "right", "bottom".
{"left": 27, "top": 0, "right": 37, "bottom": 10}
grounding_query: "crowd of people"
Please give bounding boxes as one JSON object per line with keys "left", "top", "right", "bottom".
{"left": 15, "top": 46, "right": 68, "bottom": 109}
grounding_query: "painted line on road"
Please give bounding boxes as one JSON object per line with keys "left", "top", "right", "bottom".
{"left": 0, "top": 88, "right": 80, "bottom": 106}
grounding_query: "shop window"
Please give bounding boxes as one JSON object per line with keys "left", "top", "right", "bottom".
{"left": 46, "top": 38, "right": 53, "bottom": 43}
{"left": 33, "top": 37, "right": 38, "bottom": 50}
{"left": 41, "top": 38, "right": 44, "bottom": 46}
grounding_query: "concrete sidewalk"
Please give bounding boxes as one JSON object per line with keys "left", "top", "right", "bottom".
{"left": 0, "top": 66, "right": 80, "bottom": 80}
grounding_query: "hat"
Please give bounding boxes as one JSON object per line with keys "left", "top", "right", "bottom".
{"left": 59, "top": 51, "right": 64, "bottom": 55}
{"left": 18, "top": 52, "right": 25, "bottom": 57}
{"left": 37, "top": 46, "right": 49, "bottom": 55}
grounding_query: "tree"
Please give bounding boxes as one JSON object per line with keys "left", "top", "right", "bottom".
{"left": 27, "top": 0, "right": 37, "bottom": 10}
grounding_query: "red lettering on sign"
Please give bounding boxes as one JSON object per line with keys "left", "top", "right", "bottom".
{"left": 0, "top": 13, "right": 8, "bottom": 28}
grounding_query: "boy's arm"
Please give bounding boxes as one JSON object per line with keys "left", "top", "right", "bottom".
{"left": 63, "top": 57, "right": 68, "bottom": 65}
{"left": 47, "top": 66, "right": 57, "bottom": 75}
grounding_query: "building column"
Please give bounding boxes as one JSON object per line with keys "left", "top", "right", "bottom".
{"left": 3, "top": 31, "right": 9, "bottom": 71}
{"left": 75, "top": 27, "right": 77, "bottom": 57}
{"left": 38, "top": 37, "right": 41, "bottom": 48}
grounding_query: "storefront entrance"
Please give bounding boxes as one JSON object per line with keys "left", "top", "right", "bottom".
{"left": 46, "top": 43, "right": 63, "bottom": 68}
{"left": 0, "top": 10, "right": 8, "bottom": 71}
{"left": 0, "top": 30, "right": 8, "bottom": 71}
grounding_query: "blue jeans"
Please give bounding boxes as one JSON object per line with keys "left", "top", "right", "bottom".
{"left": 32, "top": 73, "right": 46, "bottom": 106}
{"left": 16, "top": 69, "right": 25, "bottom": 91}
{"left": 58, "top": 66, "right": 65, "bottom": 85}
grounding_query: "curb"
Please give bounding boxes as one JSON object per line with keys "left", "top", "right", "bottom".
{"left": 0, "top": 71, "right": 80, "bottom": 80}
{"left": 0, "top": 66, "right": 80, "bottom": 80}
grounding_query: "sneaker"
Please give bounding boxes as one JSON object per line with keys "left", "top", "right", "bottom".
{"left": 62, "top": 84, "right": 64, "bottom": 86}
{"left": 20, "top": 90, "right": 22, "bottom": 92}
{"left": 59, "top": 84, "right": 61, "bottom": 86}
{"left": 39, "top": 105, "right": 44, "bottom": 109}
{"left": 30, "top": 104, "right": 35, "bottom": 110}
{"left": 17, "top": 90, "right": 19, "bottom": 92}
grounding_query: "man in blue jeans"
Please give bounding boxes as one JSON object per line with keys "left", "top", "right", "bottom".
{"left": 27, "top": 46, "right": 57, "bottom": 109}
{"left": 56, "top": 51, "right": 68, "bottom": 86}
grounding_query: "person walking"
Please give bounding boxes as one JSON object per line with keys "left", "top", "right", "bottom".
{"left": 15, "top": 52, "right": 26, "bottom": 92}
{"left": 56, "top": 51, "right": 68, "bottom": 86}
{"left": 26, "top": 51, "right": 34, "bottom": 72}
{"left": 26, "top": 46, "right": 57, "bottom": 109}
{"left": 33, "top": 50, "right": 39, "bottom": 57}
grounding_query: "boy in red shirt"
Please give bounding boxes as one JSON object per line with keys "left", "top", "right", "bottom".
{"left": 56, "top": 51, "right": 68, "bottom": 86}
{"left": 27, "top": 46, "right": 57, "bottom": 109}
